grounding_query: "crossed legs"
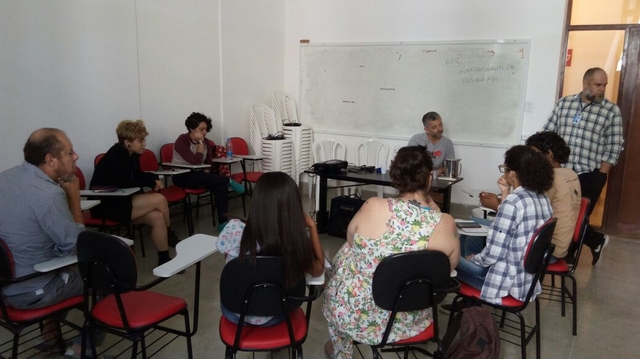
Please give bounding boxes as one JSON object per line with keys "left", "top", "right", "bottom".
{"left": 131, "top": 192, "right": 170, "bottom": 251}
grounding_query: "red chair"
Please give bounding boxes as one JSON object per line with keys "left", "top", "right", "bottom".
{"left": 0, "top": 238, "right": 83, "bottom": 358}
{"left": 219, "top": 256, "right": 321, "bottom": 359}
{"left": 229, "top": 137, "right": 264, "bottom": 216}
{"left": 93, "top": 153, "right": 105, "bottom": 167}
{"left": 139, "top": 149, "right": 192, "bottom": 227}
{"left": 160, "top": 143, "right": 215, "bottom": 235}
{"left": 77, "top": 231, "right": 200, "bottom": 358}
{"left": 364, "top": 250, "right": 460, "bottom": 358}
{"left": 448, "top": 217, "right": 557, "bottom": 359}
{"left": 541, "top": 198, "right": 590, "bottom": 336}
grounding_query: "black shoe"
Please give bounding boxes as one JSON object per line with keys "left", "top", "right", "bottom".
{"left": 591, "top": 234, "right": 610, "bottom": 266}
{"left": 167, "top": 228, "right": 181, "bottom": 248}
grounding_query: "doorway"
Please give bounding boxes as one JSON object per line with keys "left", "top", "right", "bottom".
{"left": 559, "top": 26, "right": 640, "bottom": 237}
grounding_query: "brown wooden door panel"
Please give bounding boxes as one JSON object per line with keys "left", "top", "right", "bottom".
{"left": 604, "top": 27, "right": 640, "bottom": 237}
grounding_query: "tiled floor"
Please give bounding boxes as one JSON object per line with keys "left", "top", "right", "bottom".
{"left": 4, "top": 190, "right": 640, "bottom": 358}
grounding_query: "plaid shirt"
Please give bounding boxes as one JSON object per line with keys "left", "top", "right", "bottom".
{"left": 543, "top": 93, "right": 624, "bottom": 175}
{"left": 470, "top": 187, "right": 552, "bottom": 304}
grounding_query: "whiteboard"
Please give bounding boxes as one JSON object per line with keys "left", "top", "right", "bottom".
{"left": 299, "top": 40, "right": 530, "bottom": 147}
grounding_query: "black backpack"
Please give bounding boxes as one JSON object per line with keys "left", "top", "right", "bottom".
{"left": 442, "top": 306, "right": 501, "bottom": 359}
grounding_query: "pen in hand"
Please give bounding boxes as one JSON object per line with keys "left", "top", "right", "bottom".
{"left": 461, "top": 189, "right": 474, "bottom": 197}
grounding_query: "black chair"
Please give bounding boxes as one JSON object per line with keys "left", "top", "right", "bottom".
{"left": 218, "top": 256, "right": 322, "bottom": 359}
{"left": 77, "top": 231, "right": 202, "bottom": 358}
{"left": 363, "top": 250, "right": 460, "bottom": 359}
{"left": 448, "top": 217, "right": 557, "bottom": 359}
{"left": 541, "top": 197, "right": 590, "bottom": 335}
{"left": 0, "top": 238, "right": 83, "bottom": 358}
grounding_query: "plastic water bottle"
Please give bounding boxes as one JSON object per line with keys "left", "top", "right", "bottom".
{"left": 226, "top": 138, "right": 233, "bottom": 160}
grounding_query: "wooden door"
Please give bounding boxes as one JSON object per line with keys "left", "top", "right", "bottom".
{"left": 604, "top": 27, "right": 640, "bottom": 237}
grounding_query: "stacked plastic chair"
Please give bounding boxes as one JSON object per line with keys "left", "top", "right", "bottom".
{"left": 260, "top": 139, "right": 296, "bottom": 179}
{"left": 250, "top": 103, "right": 295, "bottom": 179}
{"left": 273, "top": 91, "right": 313, "bottom": 184}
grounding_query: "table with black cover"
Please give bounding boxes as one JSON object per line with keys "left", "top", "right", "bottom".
{"left": 306, "top": 169, "right": 463, "bottom": 233}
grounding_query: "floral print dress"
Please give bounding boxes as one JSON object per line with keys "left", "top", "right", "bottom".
{"left": 322, "top": 198, "right": 442, "bottom": 359}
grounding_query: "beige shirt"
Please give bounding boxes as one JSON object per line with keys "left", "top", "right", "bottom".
{"left": 547, "top": 167, "right": 581, "bottom": 258}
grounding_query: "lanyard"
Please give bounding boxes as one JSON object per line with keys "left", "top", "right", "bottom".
{"left": 573, "top": 99, "right": 593, "bottom": 124}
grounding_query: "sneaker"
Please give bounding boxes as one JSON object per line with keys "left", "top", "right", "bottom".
{"left": 229, "top": 179, "right": 245, "bottom": 194}
{"left": 167, "top": 228, "right": 181, "bottom": 248}
{"left": 592, "top": 234, "right": 610, "bottom": 266}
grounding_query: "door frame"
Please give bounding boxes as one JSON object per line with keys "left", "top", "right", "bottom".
{"left": 558, "top": 1, "right": 640, "bottom": 236}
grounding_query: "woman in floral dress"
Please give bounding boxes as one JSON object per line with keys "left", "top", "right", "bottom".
{"left": 322, "top": 146, "right": 460, "bottom": 359}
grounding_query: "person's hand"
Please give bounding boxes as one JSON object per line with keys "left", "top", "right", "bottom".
{"left": 465, "top": 254, "right": 474, "bottom": 260}
{"left": 304, "top": 213, "right": 317, "bottom": 229}
{"left": 58, "top": 174, "right": 81, "bottom": 198}
{"left": 192, "top": 131, "right": 205, "bottom": 143}
{"left": 437, "top": 167, "right": 446, "bottom": 176}
{"left": 154, "top": 180, "right": 164, "bottom": 191}
{"left": 497, "top": 175, "right": 510, "bottom": 192}
{"left": 479, "top": 192, "right": 500, "bottom": 211}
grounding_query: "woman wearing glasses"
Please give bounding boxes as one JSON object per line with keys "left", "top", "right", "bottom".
{"left": 90, "top": 120, "right": 178, "bottom": 266}
{"left": 454, "top": 145, "right": 553, "bottom": 304}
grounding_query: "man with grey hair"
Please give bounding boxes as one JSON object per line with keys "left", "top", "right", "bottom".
{"left": 0, "top": 128, "right": 85, "bottom": 353}
{"left": 407, "top": 111, "right": 456, "bottom": 176}
{"left": 543, "top": 67, "right": 624, "bottom": 266}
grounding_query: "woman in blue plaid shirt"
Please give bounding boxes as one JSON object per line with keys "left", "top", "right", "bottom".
{"left": 455, "top": 146, "right": 554, "bottom": 304}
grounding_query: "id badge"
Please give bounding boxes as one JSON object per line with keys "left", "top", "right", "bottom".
{"left": 572, "top": 113, "right": 582, "bottom": 124}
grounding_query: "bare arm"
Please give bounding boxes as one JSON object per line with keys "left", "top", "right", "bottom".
{"left": 599, "top": 161, "right": 613, "bottom": 174}
{"left": 305, "top": 214, "right": 325, "bottom": 276}
{"left": 427, "top": 213, "right": 460, "bottom": 269}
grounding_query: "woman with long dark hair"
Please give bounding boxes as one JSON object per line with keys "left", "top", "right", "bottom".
{"left": 216, "top": 171, "right": 324, "bottom": 326}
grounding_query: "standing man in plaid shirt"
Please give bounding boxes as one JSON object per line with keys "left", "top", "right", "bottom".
{"left": 543, "top": 67, "right": 624, "bottom": 266}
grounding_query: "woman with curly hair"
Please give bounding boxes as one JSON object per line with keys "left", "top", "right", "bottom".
{"left": 171, "top": 112, "right": 245, "bottom": 231}
{"left": 479, "top": 132, "right": 581, "bottom": 262}
{"left": 455, "top": 145, "right": 553, "bottom": 305}
{"left": 322, "top": 146, "right": 460, "bottom": 359}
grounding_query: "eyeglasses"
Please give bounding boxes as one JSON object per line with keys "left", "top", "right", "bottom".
{"left": 498, "top": 164, "right": 509, "bottom": 173}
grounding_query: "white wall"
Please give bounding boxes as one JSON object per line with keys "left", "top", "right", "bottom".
{"left": 0, "top": 0, "right": 140, "bottom": 176}
{"left": 283, "top": 0, "right": 568, "bottom": 205}
{"left": 220, "top": 0, "right": 285, "bottom": 143}
{"left": 1, "top": 0, "right": 567, "bottom": 207}
{"left": 0, "top": 0, "right": 285, "bottom": 181}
